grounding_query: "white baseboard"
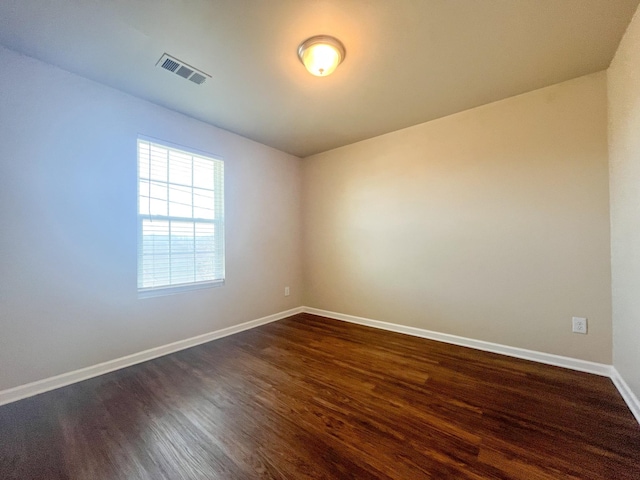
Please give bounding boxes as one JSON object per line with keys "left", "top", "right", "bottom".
{"left": 2, "top": 304, "right": 638, "bottom": 428}
{"left": 0, "top": 307, "right": 304, "bottom": 407}
{"left": 302, "top": 307, "right": 640, "bottom": 425}
{"left": 302, "top": 307, "right": 613, "bottom": 377}
{"left": 610, "top": 368, "right": 640, "bottom": 425}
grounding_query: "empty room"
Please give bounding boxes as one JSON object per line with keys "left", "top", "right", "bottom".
{"left": 1, "top": 1, "right": 639, "bottom": 478}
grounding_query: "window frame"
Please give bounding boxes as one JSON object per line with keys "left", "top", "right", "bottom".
{"left": 136, "top": 136, "right": 225, "bottom": 298}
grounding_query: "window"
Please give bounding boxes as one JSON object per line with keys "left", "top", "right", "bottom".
{"left": 137, "top": 137, "right": 224, "bottom": 297}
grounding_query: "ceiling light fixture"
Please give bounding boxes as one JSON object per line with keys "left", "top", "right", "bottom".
{"left": 297, "top": 35, "right": 346, "bottom": 77}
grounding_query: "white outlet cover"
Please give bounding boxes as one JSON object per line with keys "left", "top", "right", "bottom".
{"left": 572, "top": 316, "right": 588, "bottom": 334}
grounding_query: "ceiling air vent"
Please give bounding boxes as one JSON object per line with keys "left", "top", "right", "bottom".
{"left": 156, "top": 53, "right": 211, "bottom": 85}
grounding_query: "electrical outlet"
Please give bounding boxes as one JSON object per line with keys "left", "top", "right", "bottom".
{"left": 284, "top": 286, "right": 290, "bottom": 297}
{"left": 572, "top": 317, "right": 587, "bottom": 334}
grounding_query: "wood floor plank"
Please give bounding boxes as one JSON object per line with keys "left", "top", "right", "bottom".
{"left": 0, "top": 312, "right": 638, "bottom": 479}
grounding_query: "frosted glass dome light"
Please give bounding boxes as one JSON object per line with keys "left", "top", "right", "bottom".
{"left": 297, "top": 35, "right": 346, "bottom": 77}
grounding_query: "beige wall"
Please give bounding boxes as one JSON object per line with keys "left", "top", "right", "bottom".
{"left": 0, "top": 46, "right": 302, "bottom": 391}
{"left": 609, "top": 6, "right": 640, "bottom": 400}
{"left": 302, "top": 72, "right": 612, "bottom": 363}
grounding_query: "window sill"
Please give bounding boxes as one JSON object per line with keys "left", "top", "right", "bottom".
{"left": 138, "top": 280, "right": 224, "bottom": 299}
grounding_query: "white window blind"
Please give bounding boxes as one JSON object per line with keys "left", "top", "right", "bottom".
{"left": 137, "top": 137, "right": 224, "bottom": 297}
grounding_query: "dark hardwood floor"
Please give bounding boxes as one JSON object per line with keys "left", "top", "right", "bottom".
{"left": 1, "top": 313, "right": 639, "bottom": 479}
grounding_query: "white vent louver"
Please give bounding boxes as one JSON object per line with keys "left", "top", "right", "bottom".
{"left": 156, "top": 53, "right": 211, "bottom": 85}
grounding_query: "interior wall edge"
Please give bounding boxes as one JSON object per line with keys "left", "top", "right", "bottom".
{"left": 2, "top": 306, "right": 638, "bottom": 426}
{"left": 0, "top": 307, "right": 304, "bottom": 408}
{"left": 610, "top": 367, "right": 640, "bottom": 425}
{"left": 303, "top": 307, "right": 640, "bottom": 425}
{"left": 302, "top": 307, "right": 612, "bottom": 376}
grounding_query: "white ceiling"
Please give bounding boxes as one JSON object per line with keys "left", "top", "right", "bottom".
{"left": 1, "top": 0, "right": 638, "bottom": 157}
